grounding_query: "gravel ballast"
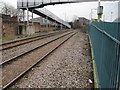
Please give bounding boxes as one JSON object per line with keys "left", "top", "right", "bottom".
{"left": 11, "top": 30, "right": 93, "bottom": 88}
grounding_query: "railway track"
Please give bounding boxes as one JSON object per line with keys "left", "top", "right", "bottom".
{"left": 2, "top": 31, "right": 77, "bottom": 89}
{"left": 1, "top": 31, "right": 72, "bottom": 64}
{"left": 1, "top": 30, "right": 68, "bottom": 51}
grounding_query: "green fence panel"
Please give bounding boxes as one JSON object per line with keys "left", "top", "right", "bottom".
{"left": 88, "top": 21, "right": 120, "bottom": 88}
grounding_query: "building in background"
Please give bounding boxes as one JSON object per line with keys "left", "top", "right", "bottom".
{"left": 0, "top": 14, "right": 18, "bottom": 37}
{"left": 31, "top": 17, "right": 57, "bottom": 33}
{"left": 114, "top": 17, "right": 120, "bottom": 22}
{"left": 113, "top": 1, "right": 120, "bottom": 22}
{"left": 78, "top": 17, "right": 89, "bottom": 26}
{"left": 71, "top": 17, "right": 89, "bottom": 29}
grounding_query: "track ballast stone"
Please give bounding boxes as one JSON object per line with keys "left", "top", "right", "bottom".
{"left": 11, "top": 30, "right": 93, "bottom": 88}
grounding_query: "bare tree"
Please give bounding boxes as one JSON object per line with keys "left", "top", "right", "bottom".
{"left": 1, "top": 2, "right": 11, "bottom": 15}
{"left": 9, "top": 6, "right": 17, "bottom": 17}
{"left": 0, "top": 2, "right": 3, "bottom": 13}
{"left": 1, "top": 2, "right": 24, "bottom": 18}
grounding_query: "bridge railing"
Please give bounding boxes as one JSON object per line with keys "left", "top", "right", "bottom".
{"left": 17, "top": 0, "right": 79, "bottom": 8}
{"left": 88, "top": 21, "right": 120, "bottom": 88}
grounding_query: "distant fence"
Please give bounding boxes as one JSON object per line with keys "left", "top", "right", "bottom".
{"left": 88, "top": 21, "right": 120, "bottom": 88}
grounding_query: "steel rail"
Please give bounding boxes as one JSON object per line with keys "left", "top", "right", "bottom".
{"left": 2, "top": 32, "right": 76, "bottom": 90}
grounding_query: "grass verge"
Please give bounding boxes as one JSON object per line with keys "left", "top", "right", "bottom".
{"left": 88, "top": 35, "right": 99, "bottom": 88}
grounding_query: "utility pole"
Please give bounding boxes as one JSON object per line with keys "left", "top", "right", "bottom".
{"left": 103, "top": 15, "right": 105, "bottom": 22}
{"left": 46, "top": 16, "right": 48, "bottom": 32}
{"left": 98, "top": 0, "right": 101, "bottom": 7}
{"left": 98, "top": 0, "right": 101, "bottom": 22}
{"left": 91, "top": 9, "right": 93, "bottom": 20}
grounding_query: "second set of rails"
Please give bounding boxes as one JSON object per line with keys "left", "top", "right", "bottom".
{"left": 1, "top": 31, "right": 68, "bottom": 51}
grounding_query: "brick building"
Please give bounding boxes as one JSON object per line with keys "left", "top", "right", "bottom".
{"left": 78, "top": 17, "right": 89, "bottom": 26}
{"left": 0, "top": 14, "right": 18, "bottom": 37}
{"left": 72, "top": 17, "right": 89, "bottom": 29}
{"left": 0, "top": 16, "right": 2, "bottom": 38}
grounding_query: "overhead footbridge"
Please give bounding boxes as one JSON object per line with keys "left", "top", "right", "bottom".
{"left": 17, "top": 0, "right": 118, "bottom": 9}
{"left": 29, "top": 8, "right": 71, "bottom": 28}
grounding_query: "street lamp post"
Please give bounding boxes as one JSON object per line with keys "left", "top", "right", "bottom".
{"left": 91, "top": 9, "right": 97, "bottom": 20}
{"left": 111, "top": 12, "right": 113, "bottom": 22}
{"left": 98, "top": 0, "right": 101, "bottom": 22}
{"left": 98, "top": 0, "right": 101, "bottom": 7}
{"left": 103, "top": 15, "right": 105, "bottom": 21}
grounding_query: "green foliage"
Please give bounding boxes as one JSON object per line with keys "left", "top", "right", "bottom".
{"left": 87, "top": 56, "right": 92, "bottom": 62}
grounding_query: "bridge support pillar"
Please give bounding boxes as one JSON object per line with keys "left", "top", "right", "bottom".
{"left": 26, "top": 25, "right": 35, "bottom": 35}
{"left": 26, "top": 8, "right": 35, "bottom": 35}
{"left": 60, "top": 24, "right": 62, "bottom": 30}
{"left": 55, "top": 21, "right": 57, "bottom": 30}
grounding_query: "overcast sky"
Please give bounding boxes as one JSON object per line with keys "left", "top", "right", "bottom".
{"left": 0, "top": 0, "right": 119, "bottom": 22}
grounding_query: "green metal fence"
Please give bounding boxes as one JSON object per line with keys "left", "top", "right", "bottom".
{"left": 88, "top": 21, "right": 120, "bottom": 88}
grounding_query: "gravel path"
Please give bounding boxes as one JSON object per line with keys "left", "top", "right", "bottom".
{"left": 11, "top": 30, "right": 93, "bottom": 88}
